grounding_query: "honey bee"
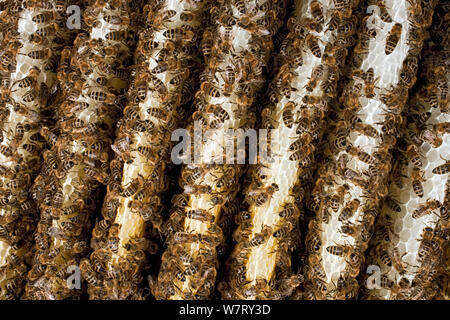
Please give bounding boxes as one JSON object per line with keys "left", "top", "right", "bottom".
{"left": 247, "top": 183, "right": 279, "bottom": 207}
{"left": 406, "top": 144, "right": 422, "bottom": 168}
{"left": 310, "top": 1, "right": 324, "bottom": 26}
{"left": 385, "top": 23, "right": 402, "bottom": 55}
{"left": 330, "top": 184, "right": 350, "bottom": 212}
{"left": 362, "top": 68, "right": 379, "bottom": 98}
{"left": 13, "top": 67, "right": 40, "bottom": 89}
{"left": 163, "top": 28, "right": 193, "bottom": 41}
{"left": 346, "top": 145, "right": 375, "bottom": 165}
{"left": 305, "top": 64, "right": 325, "bottom": 92}
{"left": 433, "top": 122, "right": 450, "bottom": 135}
{"left": 306, "top": 34, "right": 322, "bottom": 58}
{"left": 384, "top": 196, "right": 402, "bottom": 212}
{"left": 281, "top": 102, "right": 296, "bottom": 128}
{"left": 105, "top": 30, "right": 128, "bottom": 41}
{"left": 32, "top": 11, "right": 57, "bottom": 23}
{"left": 327, "top": 15, "right": 340, "bottom": 32}
{"left": 353, "top": 122, "right": 379, "bottom": 139}
{"left": 410, "top": 167, "right": 425, "bottom": 198}
{"left": 377, "top": 0, "right": 393, "bottom": 23}
{"left": 432, "top": 160, "right": 449, "bottom": 175}
{"left": 417, "top": 129, "right": 443, "bottom": 148}
{"left": 326, "top": 245, "right": 353, "bottom": 257}
{"left": 412, "top": 200, "right": 440, "bottom": 219}
{"left": 339, "top": 199, "right": 360, "bottom": 222}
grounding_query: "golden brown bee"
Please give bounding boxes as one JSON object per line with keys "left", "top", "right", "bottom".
{"left": 339, "top": 199, "right": 360, "bottom": 222}
{"left": 13, "top": 67, "right": 40, "bottom": 89}
{"left": 385, "top": 23, "right": 402, "bottom": 55}
{"left": 433, "top": 122, "right": 450, "bottom": 135}
{"left": 105, "top": 30, "right": 128, "bottom": 41}
{"left": 363, "top": 67, "right": 378, "bottom": 98}
{"left": 281, "top": 102, "right": 295, "bottom": 128}
{"left": 305, "top": 64, "right": 325, "bottom": 92}
{"left": 406, "top": 144, "right": 423, "bottom": 168}
{"left": 346, "top": 145, "right": 375, "bottom": 165}
{"left": 412, "top": 199, "right": 440, "bottom": 219}
{"left": 377, "top": 0, "right": 393, "bottom": 23}
{"left": 432, "top": 160, "right": 449, "bottom": 175}
{"left": 310, "top": 1, "right": 324, "bottom": 26}
{"left": 32, "top": 11, "right": 56, "bottom": 23}
{"left": 327, "top": 14, "right": 340, "bottom": 32}
{"left": 417, "top": 129, "right": 443, "bottom": 148}
{"left": 330, "top": 185, "right": 350, "bottom": 212}
{"left": 353, "top": 122, "right": 379, "bottom": 139}
{"left": 410, "top": 167, "right": 425, "bottom": 198}
{"left": 384, "top": 196, "right": 402, "bottom": 212}
{"left": 306, "top": 34, "right": 322, "bottom": 58}
{"left": 326, "top": 244, "right": 352, "bottom": 258}
{"left": 247, "top": 183, "right": 279, "bottom": 207}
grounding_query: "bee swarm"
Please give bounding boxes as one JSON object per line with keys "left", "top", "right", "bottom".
{"left": 0, "top": 0, "right": 448, "bottom": 301}
{"left": 23, "top": 0, "right": 136, "bottom": 299}
{"left": 0, "top": 0, "right": 74, "bottom": 299}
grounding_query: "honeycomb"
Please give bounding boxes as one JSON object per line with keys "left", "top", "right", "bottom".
{"left": 0, "top": 0, "right": 74, "bottom": 299}
{"left": 362, "top": 3, "right": 449, "bottom": 299}
{"left": 219, "top": 0, "right": 361, "bottom": 300}
{"left": 302, "top": 0, "right": 437, "bottom": 299}
{"left": 153, "top": 0, "right": 285, "bottom": 300}
{"left": 23, "top": 0, "right": 136, "bottom": 299}
{"left": 83, "top": 0, "right": 210, "bottom": 299}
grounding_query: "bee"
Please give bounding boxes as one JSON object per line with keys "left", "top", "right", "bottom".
{"left": 247, "top": 183, "right": 279, "bottom": 207}
{"left": 310, "top": 1, "right": 324, "bottom": 26}
{"left": 384, "top": 196, "right": 402, "bottom": 212}
{"left": 410, "top": 167, "right": 425, "bottom": 198}
{"left": 163, "top": 28, "right": 193, "bottom": 41}
{"left": 289, "top": 133, "right": 313, "bottom": 153}
{"left": 330, "top": 185, "right": 350, "bottom": 212}
{"left": 305, "top": 64, "right": 325, "bottom": 92}
{"left": 327, "top": 14, "right": 340, "bottom": 32}
{"left": 339, "top": 199, "right": 360, "bottom": 222}
{"left": 306, "top": 34, "right": 322, "bottom": 58}
{"left": 363, "top": 68, "right": 378, "bottom": 98}
{"left": 377, "top": 0, "right": 393, "bottom": 23}
{"left": 80, "top": 260, "right": 100, "bottom": 286}
{"left": 103, "top": 14, "right": 129, "bottom": 25}
{"left": 105, "top": 30, "right": 128, "bottom": 41}
{"left": 13, "top": 67, "right": 40, "bottom": 89}
{"left": 289, "top": 143, "right": 314, "bottom": 162}
{"left": 433, "top": 122, "right": 450, "bottom": 135}
{"left": 88, "top": 90, "right": 116, "bottom": 104}
{"left": 32, "top": 11, "right": 56, "bottom": 23}
{"left": 385, "top": 23, "right": 402, "bottom": 55}
{"left": 432, "top": 160, "right": 449, "bottom": 175}
{"left": 206, "top": 104, "right": 230, "bottom": 122}
{"left": 200, "top": 81, "right": 221, "bottom": 98}
{"left": 417, "top": 129, "right": 443, "bottom": 148}
{"left": 346, "top": 145, "right": 375, "bottom": 165}
{"left": 281, "top": 102, "right": 296, "bottom": 128}
{"left": 185, "top": 209, "right": 215, "bottom": 223}
{"left": 21, "top": 48, "right": 52, "bottom": 60}
{"left": 412, "top": 200, "right": 440, "bottom": 219}
{"left": 352, "top": 122, "right": 379, "bottom": 139}
{"left": 406, "top": 144, "right": 422, "bottom": 168}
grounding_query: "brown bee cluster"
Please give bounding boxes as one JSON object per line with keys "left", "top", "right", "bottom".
{"left": 152, "top": 0, "right": 286, "bottom": 299}
{"left": 218, "top": 0, "right": 361, "bottom": 300}
{"left": 0, "top": 0, "right": 74, "bottom": 299}
{"left": 23, "top": 0, "right": 137, "bottom": 299}
{"left": 361, "top": 1, "right": 449, "bottom": 299}
{"left": 81, "top": 0, "right": 212, "bottom": 300}
{"left": 302, "top": 0, "right": 437, "bottom": 299}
